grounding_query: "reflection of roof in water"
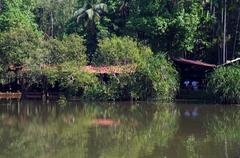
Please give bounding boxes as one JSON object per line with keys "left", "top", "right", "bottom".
{"left": 93, "top": 119, "right": 120, "bottom": 126}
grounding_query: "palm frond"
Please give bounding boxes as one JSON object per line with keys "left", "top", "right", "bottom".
{"left": 86, "top": 9, "right": 94, "bottom": 21}
{"left": 94, "top": 3, "right": 108, "bottom": 13}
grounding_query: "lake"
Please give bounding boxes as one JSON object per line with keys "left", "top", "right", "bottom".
{"left": 0, "top": 100, "right": 239, "bottom": 158}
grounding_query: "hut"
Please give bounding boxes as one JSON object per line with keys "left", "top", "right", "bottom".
{"left": 173, "top": 58, "right": 216, "bottom": 89}
{"left": 81, "top": 64, "right": 137, "bottom": 83}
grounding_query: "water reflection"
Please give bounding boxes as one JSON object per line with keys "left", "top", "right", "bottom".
{"left": 92, "top": 106, "right": 178, "bottom": 158}
{"left": 0, "top": 101, "right": 240, "bottom": 158}
{"left": 0, "top": 101, "right": 178, "bottom": 158}
{"left": 183, "top": 107, "right": 199, "bottom": 118}
{"left": 204, "top": 110, "right": 240, "bottom": 158}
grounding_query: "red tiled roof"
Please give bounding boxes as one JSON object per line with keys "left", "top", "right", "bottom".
{"left": 8, "top": 64, "right": 137, "bottom": 74}
{"left": 81, "top": 64, "right": 137, "bottom": 74}
{"left": 173, "top": 58, "right": 216, "bottom": 68}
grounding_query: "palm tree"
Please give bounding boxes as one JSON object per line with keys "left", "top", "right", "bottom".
{"left": 73, "top": 1, "right": 108, "bottom": 63}
{"left": 74, "top": 2, "right": 107, "bottom": 32}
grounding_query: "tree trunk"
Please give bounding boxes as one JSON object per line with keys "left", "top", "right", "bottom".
{"left": 232, "top": 8, "right": 240, "bottom": 59}
{"left": 0, "top": 0, "right": 2, "bottom": 14}
{"left": 50, "top": 11, "right": 54, "bottom": 36}
{"left": 223, "top": 0, "right": 227, "bottom": 64}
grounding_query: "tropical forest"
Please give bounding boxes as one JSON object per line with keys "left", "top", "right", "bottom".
{"left": 0, "top": 0, "right": 239, "bottom": 102}
{"left": 0, "top": 0, "right": 240, "bottom": 158}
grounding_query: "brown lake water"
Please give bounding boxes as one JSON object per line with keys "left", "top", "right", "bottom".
{"left": 0, "top": 100, "right": 240, "bottom": 158}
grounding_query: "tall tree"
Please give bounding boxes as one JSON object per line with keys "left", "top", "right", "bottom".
{"left": 34, "top": 0, "right": 78, "bottom": 37}
{"left": 223, "top": 0, "right": 227, "bottom": 64}
{"left": 74, "top": 2, "right": 107, "bottom": 31}
{"left": 126, "top": 0, "right": 211, "bottom": 58}
{"left": 67, "top": 1, "right": 108, "bottom": 62}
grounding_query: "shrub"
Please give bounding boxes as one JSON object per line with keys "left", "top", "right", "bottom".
{"left": 207, "top": 65, "right": 240, "bottom": 104}
{"left": 90, "top": 36, "right": 179, "bottom": 101}
{"left": 93, "top": 36, "right": 153, "bottom": 66}
{"left": 0, "top": 27, "right": 43, "bottom": 68}
{"left": 93, "top": 35, "right": 179, "bottom": 100}
{"left": 122, "top": 55, "right": 179, "bottom": 101}
{"left": 83, "top": 82, "right": 116, "bottom": 101}
{"left": 45, "top": 34, "right": 87, "bottom": 66}
{"left": 4, "top": 33, "right": 89, "bottom": 96}
{"left": 44, "top": 38, "right": 67, "bottom": 65}
{"left": 102, "top": 61, "right": 178, "bottom": 101}
{"left": 63, "top": 35, "right": 87, "bottom": 66}
{"left": 141, "top": 55, "right": 179, "bottom": 100}
{"left": 25, "top": 62, "right": 97, "bottom": 97}
{"left": 0, "top": 26, "right": 46, "bottom": 86}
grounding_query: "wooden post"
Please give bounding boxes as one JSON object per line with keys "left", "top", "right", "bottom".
{"left": 42, "top": 75, "right": 48, "bottom": 101}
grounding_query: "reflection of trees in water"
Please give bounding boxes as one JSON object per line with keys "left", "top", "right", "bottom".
{"left": 206, "top": 110, "right": 240, "bottom": 143}
{"left": 2, "top": 101, "right": 240, "bottom": 158}
{"left": 0, "top": 101, "right": 92, "bottom": 158}
{"left": 204, "top": 110, "right": 240, "bottom": 158}
{"left": 88, "top": 105, "right": 179, "bottom": 158}
{"left": 184, "top": 136, "right": 200, "bottom": 158}
{"left": 181, "top": 110, "right": 240, "bottom": 158}
{"left": 0, "top": 101, "right": 179, "bottom": 158}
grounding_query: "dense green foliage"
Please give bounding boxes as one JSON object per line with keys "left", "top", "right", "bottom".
{"left": 34, "top": 0, "right": 76, "bottom": 37}
{"left": 0, "top": 0, "right": 239, "bottom": 101}
{"left": 94, "top": 36, "right": 152, "bottom": 65}
{"left": 0, "top": 0, "right": 36, "bottom": 31}
{"left": 2, "top": 0, "right": 237, "bottom": 61}
{"left": 40, "top": 63, "right": 98, "bottom": 97}
{"left": 207, "top": 65, "right": 240, "bottom": 104}
{"left": 126, "top": 0, "right": 212, "bottom": 54}
{"left": 0, "top": 27, "right": 43, "bottom": 70}
{"left": 45, "top": 34, "right": 87, "bottom": 65}
{"left": 83, "top": 37, "right": 178, "bottom": 101}
{"left": 142, "top": 55, "right": 179, "bottom": 99}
